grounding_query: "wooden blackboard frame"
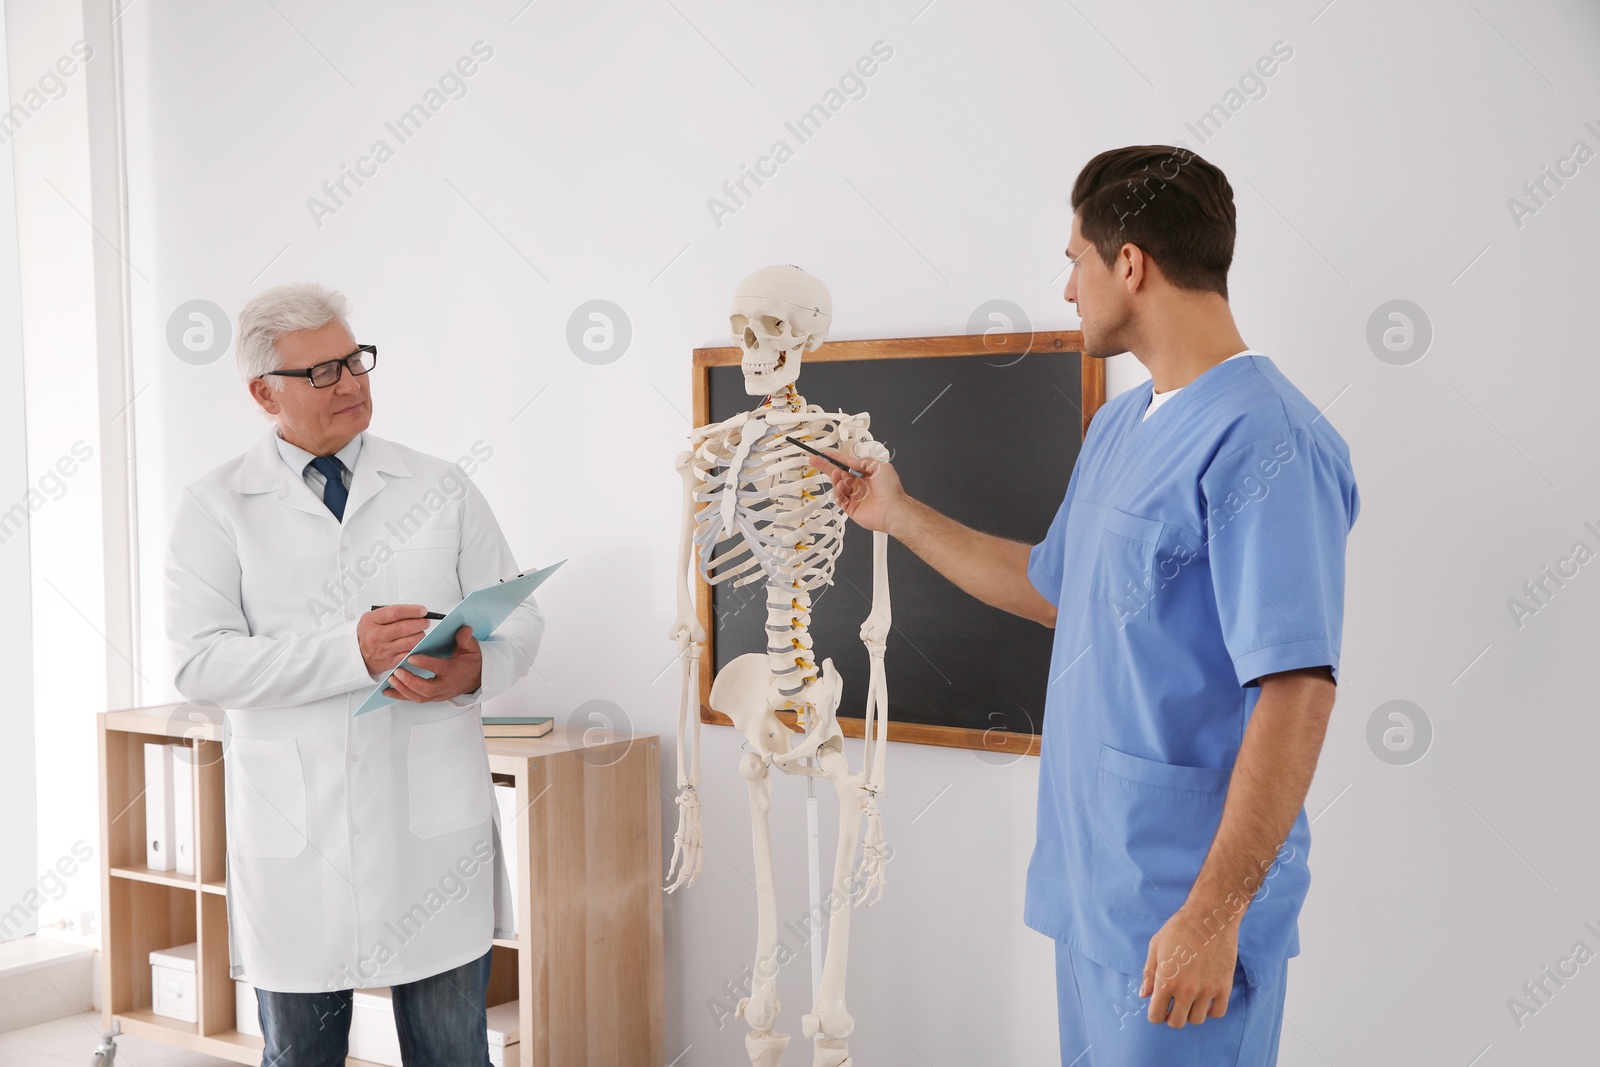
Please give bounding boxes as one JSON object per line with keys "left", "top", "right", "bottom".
{"left": 690, "top": 329, "right": 1101, "bottom": 757}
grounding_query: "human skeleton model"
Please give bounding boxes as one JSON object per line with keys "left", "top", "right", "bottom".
{"left": 665, "top": 265, "right": 891, "bottom": 1067}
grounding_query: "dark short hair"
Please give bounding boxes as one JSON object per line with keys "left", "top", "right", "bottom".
{"left": 1070, "top": 145, "right": 1236, "bottom": 298}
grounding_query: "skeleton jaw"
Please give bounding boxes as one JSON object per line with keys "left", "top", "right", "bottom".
{"left": 742, "top": 349, "right": 802, "bottom": 395}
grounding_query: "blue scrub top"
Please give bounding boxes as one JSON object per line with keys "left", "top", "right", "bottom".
{"left": 1024, "top": 352, "right": 1359, "bottom": 989}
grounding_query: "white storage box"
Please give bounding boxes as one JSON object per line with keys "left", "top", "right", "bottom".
{"left": 350, "top": 987, "right": 402, "bottom": 1067}
{"left": 486, "top": 1000, "right": 520, "bottom": 1067}
{"left": 235, "top": 979, "right": 262, "bottom": 1037}
{"left": 149, "top": 942, "right": 198, "bottom": 1023}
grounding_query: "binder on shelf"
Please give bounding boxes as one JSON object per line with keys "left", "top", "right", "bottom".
{"left": 143, "top": 743, "right": 175, "bottom": 871}
{"left": 172, "top": 748, "right": 195, "bottom": 876}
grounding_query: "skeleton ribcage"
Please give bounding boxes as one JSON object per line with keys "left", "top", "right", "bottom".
{"left": 691, "top": 415, "right": 848, "bottom": 592}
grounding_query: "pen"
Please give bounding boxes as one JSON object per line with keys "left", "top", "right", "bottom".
{"left": 370, "top": 605, "right": 447, "bottom": 620}
{"left": 785, "top": 436, "right": 866, "bottom": 478}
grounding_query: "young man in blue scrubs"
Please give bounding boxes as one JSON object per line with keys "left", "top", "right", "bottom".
{"left": 826, "top": 145, "right": 1358, "bottom": 1065}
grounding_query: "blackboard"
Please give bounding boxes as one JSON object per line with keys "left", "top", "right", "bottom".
{"left": 693, "top": 331, "right": 1101, "bottom": 755}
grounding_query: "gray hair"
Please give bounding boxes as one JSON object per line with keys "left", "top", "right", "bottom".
{"left": 236, "top": 282, "right": 351, "bottom": 391}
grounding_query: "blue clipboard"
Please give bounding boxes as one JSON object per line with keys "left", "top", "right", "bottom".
{"left": 354, "top": 560, "right": 565, "bottom": 716}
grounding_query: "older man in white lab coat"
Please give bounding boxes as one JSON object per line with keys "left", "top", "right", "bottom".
{"left": 164, "top": 282, "right": 542, "bottom": 1067}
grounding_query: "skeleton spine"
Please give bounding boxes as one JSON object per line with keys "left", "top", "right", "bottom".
{"left": 767, "top": 384, "right": 820, "bottom": 723}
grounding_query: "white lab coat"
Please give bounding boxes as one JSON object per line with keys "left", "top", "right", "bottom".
{"left": 164, "top": 428, "right": 543, "bottom": 993}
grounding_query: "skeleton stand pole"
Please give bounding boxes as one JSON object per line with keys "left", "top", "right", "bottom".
{"left": 807, "top": 757, "right": 822, "bottom": 1006}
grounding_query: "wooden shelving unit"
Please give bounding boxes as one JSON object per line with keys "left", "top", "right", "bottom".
{"left": 99, "top": 704, "right": 664, "bottom": 1066}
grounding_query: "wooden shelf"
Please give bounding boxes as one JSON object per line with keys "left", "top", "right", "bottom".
{"left": 105, "top": 703, "right": 220, "bottom": 740}
{"left": 111, "top": 1017, "right": 387, "bottom": 1067}
{"left": 113, "top": 1007, "right": 198, "bottom": 1037}
{"left": 109, "top": 865, "right": 199, "bottom": 890}
{"left": 184, "top": 1027, "right": 272, "bottom": 1067}
{"left": 100, "top": 708, "right": 665, "bottom": 1066}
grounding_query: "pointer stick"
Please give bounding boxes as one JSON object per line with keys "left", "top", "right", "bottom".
{"left": 785, "top": 436, "right": 866, "bottom": 478}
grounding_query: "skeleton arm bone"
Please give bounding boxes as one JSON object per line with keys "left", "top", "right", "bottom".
{"left": 851, "top": 528, "right": 891, "bottom": 906}
{"left": 836, "top": 418, "right": 892, "bottom": 770}
{"left": 839, "top": 427, "right": 893, "bottom": 906}
{"left": 669, "top": 450, "right": 708, "bottom": 649}
{"left": 664, "top": 449, "right": 706, "bottom": 893}
{"left": 858, "top": 529, "right": 890, "bottom": 794}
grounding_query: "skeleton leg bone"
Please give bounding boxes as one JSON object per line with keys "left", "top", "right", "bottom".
{"left": 801, "top": 743, "right": 864, "bottom": 1067}
{"left": 736, "top": 752, "right": 791, "bottom": 1067}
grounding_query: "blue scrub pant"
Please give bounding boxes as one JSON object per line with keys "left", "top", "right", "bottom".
{"left": 1055, "top": 941, "right": 1288, "bottom": 1067}
{"left": 255, "top": 946, "right": 494, "bottom": 1067}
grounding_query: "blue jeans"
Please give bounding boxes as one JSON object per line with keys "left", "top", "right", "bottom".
{"left": 256, "top": 947, "right": 494, "bottom": 1067}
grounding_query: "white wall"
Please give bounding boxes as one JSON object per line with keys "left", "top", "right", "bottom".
{"left": 120, "top": 1, "right": 1600, "bottom": 1063}
{"left": 0, "top": 4, "right": 38, "bottom": 942}
{"left": 5, "top": 0, "right": 107, "bottom": 941}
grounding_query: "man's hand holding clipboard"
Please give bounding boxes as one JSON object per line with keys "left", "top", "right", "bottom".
{"left": 355, "top": 560, "right": 565, "bottom": 715}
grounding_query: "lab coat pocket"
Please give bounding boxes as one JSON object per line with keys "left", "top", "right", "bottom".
{"left": 394, "top": 529, "right": 461, "bottom": 607}
{"left": 1088, "top": 506, "right": 1164, "bottom": 625}
{"left": 1092, "top": 744, "right": 1230, "bottom": 920}
{"left": 407, "top": 711, "right": 492, "bottom": 839}
{"left": 227, "top": 737, "right": 308, "bottom": 860}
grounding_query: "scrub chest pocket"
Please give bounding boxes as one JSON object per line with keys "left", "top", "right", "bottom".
{"left": 1088, "top": 505, "right": 1166, "bottom": 626}
{"left": 1092, "top": 744, "right": 1231, "bottom": 920}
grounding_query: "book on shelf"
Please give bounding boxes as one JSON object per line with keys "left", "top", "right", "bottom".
{"left": 481, "top": 715, "right": 554, "bottom": 738}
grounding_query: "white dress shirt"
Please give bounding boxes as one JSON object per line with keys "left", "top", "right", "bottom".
{"left": 274, "top": 428, "right": 363, "bottom": 499}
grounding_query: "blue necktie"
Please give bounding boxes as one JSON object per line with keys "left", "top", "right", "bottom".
{"left": 308, "top": 455, "right": 348, "bottom": 521}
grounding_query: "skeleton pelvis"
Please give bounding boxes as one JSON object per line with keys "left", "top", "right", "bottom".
{"left": 711, "top": 652, "right": 843, "bottom": 760}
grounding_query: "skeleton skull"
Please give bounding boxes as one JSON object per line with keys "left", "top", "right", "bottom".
{"left": 730, "top": 264, "right": 832, "bottom": 396}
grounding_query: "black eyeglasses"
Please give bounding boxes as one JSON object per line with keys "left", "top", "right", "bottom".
{"left": 261, "top": 345, "right": 377, "bottom": 388}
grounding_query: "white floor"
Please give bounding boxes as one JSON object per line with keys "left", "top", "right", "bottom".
{"left": 0, "top": 1013, "right": 236, "bottom": 1066}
